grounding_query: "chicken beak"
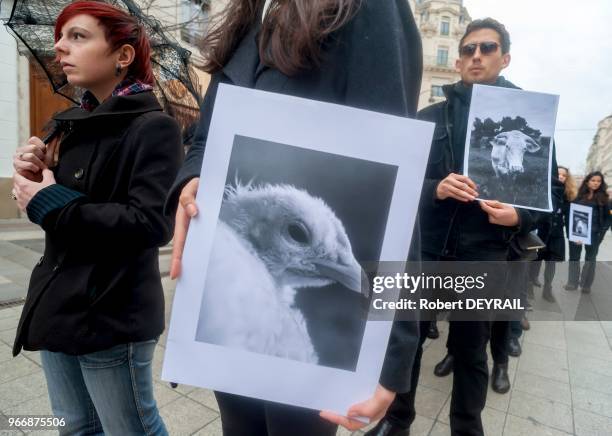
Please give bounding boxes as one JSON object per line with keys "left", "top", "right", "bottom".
{"left": 313, "top": 258, "right": 370, "bottom": 298}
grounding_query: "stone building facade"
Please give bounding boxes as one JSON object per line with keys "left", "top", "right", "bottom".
{"left": 408, "top": 0, "right": 471, "bottom": 110}
{"left": 586, "top": 115, "right": 612, "bottom": 183}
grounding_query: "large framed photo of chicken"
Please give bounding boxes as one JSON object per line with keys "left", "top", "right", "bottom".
{"left": 569, "top": 203, "right": 592, "bottom": 245}
{"left": 162, "top": 84, "right": 434, "bottom": 416}
{"left": 464, "top": 84, "right": 559, "bottom": 211}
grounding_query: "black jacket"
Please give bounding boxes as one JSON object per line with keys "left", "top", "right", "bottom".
{"left": 13, "top": 92, "right": 182, "bottom": 356}
{"left": 166, "top": 0, "right": 422, "bottom": 393}
{"left": 416, "top": 78, "right": 554, "bottom": 259}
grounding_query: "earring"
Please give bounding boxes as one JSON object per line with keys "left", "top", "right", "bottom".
{"left": 115, "top": 64, "right": 122, "bottom": 77}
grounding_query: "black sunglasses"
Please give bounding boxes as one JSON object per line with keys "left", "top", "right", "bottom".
{"left": 459, "top": 41, "right": 500, "bottom": 57}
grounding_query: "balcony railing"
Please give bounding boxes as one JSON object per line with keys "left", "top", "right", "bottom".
{"left": 423, "top": 55, "right": 455, "bottom": 70}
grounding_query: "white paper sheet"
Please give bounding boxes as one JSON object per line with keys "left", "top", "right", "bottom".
{"left": 162, "top": 84, "right": 434, "bottom": 416}
{"left": 464, "top": 84, "right": 559, "bottom": 212}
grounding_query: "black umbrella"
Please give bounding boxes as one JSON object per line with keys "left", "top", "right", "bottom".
{"left": 0, "top": 0, "right": 202, "bottom": 134}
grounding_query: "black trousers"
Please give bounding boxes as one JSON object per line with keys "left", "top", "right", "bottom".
{"left": 567, "top": 240, "right": 601, "bottom": 289}
{"left": 214, "top": 391, "right": 337, "bottom": 436}
{"left": 529, "top": 259, "right": 556, "bottom": 287}
{"left": 490, "top": 321, "right": 510, "bottom": 365}
{"left": 384, "top": 251, "right": 503, "bottom": 436}
{"left": 385, "top": 320, "right": 491, "bottom": 435}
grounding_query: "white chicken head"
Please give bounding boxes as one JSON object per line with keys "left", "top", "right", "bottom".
{"left": 220, "top": 182, "right": 367, "bottom": 297}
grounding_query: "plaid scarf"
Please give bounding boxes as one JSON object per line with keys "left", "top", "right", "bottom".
{"left": 80, "top": 78, "right": 154, "bottom": 112}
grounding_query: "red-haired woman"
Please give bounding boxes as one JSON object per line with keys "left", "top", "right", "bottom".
{"left": 165, "top": 0, "right": 422, "bottom": 435}
{"left": 11, "top": 2, "right": 181, "bottom": 434}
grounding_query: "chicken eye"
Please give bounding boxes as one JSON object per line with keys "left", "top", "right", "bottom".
{"left": 286, "top": 222, "right": 310, "bottom": 245}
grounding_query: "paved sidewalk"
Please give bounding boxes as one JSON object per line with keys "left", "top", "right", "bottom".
{"left": 1, "top": 220, "right": 611, "bottom": 435}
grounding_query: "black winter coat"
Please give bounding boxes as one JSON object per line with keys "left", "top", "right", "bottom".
{"left": 166, "top": 0, "right": 422, "bottom": 394}
{"left": 13, "top": 92, "right": 182, "bottom": 356}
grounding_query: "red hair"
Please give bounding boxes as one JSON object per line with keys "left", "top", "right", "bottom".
{"left": 55, "top": 1, "right": 154, "bottom": 85}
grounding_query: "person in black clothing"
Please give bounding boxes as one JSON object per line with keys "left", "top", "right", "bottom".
{"left": 529, "top": 165, "right": 577, "bottom": 301}
{"left": 564, "top": 171, "right": 610, "bottom": 293}
{"left": 166, "top": 0, "right": 424, "bottom": 434}
{"left": 11, "top": 3, "right": 181, "bottom": 434}
{"left": 366, "top": 18, "right": 559, "bottom": 436}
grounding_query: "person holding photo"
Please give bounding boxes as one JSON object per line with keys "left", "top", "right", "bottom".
{"left": 368, "top": 18, "right": 561, "bottom": 436}
{"left": 166, "top": 0, "right": 423, "bottom": 434}
{"left": 11, "top": 2, "right": 182, "bottom": 434}
{"left": 564, "top": 171, "right": 610, "bottom": 293}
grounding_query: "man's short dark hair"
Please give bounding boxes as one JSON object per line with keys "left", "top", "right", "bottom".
{"left": 459, "top": 18, "right": 511, "bottom": 54}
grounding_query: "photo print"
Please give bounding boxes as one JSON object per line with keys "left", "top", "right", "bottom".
{"left": 162, "top": 84, "right": 434, "bottom": 415}
{"left": 195, "top": 135, "right": 398, "bottom": 371}
{"left": 464, "top": 85, "right": 560, "bottom": 211}
{"left": 569, "top": 203, "right": 593, "bottom": 245}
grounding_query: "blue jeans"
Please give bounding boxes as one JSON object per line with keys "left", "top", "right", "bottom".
{"left": 41, "top": 339, "right": 168, "bottom": 436}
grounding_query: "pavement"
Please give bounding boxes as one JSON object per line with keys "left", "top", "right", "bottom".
{"left": 1, "top": 219, "right": 612, "bottom": 435}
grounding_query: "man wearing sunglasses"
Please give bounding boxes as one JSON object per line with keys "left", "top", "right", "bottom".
{"left": 367, "top": 18, "right": 546, "bottom": 436}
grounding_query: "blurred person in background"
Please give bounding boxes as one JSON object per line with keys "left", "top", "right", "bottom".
{"left": 564, "top": 171, "right": 610, "bottom": 293}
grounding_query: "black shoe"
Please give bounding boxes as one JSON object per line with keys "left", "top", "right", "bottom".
{"left": 532, "top": 279, "right": 542, "bottom": 287}
{"left": 491, "top": 363, "right": 511, "bottom": 394}
{"left": 364, "top": 418, "right": 410, "bottom": 436}
{"left": 434, "top": 354, "right": 454, "bottom": 377}
{"left": 427, "top": 322, "right": 439, "bottom": 339}
{"left": 508, "top": 337, "right": 522, "bottom": 357}
{"left": 542, "top": 285, "right": 556, "bottom": 303}
{"left": 564, "top": 283, "right": 578, "bottom": 291}
{"left": 581, "top": 287, "right": 591, "bottom": 294}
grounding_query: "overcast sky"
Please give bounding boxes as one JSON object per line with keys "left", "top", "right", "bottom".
{"left": 470, "top": 86, "right": 558, "bottom": 137}
{"left": 462, "top": 0, "right": 612, "bottom": 174}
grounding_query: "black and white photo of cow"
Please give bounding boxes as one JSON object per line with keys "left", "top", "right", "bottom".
{"left": 466, "top": 117, "right": 551, "bottom": 210}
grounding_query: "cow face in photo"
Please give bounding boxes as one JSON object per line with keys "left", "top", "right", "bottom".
{"left": 489, "top": 130, "right": 541, "bottom": 177}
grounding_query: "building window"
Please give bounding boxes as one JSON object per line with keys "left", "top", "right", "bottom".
{"left": 431, "top": 85, "right": 444, "bottom": 97}
{"left": 459, "top": 15, "right": 465, "bottom": 24}
{"left": 436, "top": 48, "right": 449, "bottom": 66}
{"left": 441, "top": 18, "right": 450, "bottom": 36}
{"left": 180, "top": 0, "right": 210, "bottom": 45}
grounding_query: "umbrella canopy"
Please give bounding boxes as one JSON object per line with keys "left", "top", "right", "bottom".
{"left": 0, "top": 0, "right": 202, "bottom": 134}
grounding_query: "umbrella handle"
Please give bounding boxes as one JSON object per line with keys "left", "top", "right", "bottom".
{"left": 42, "top": 127, "right": 60, "bottom": 145}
